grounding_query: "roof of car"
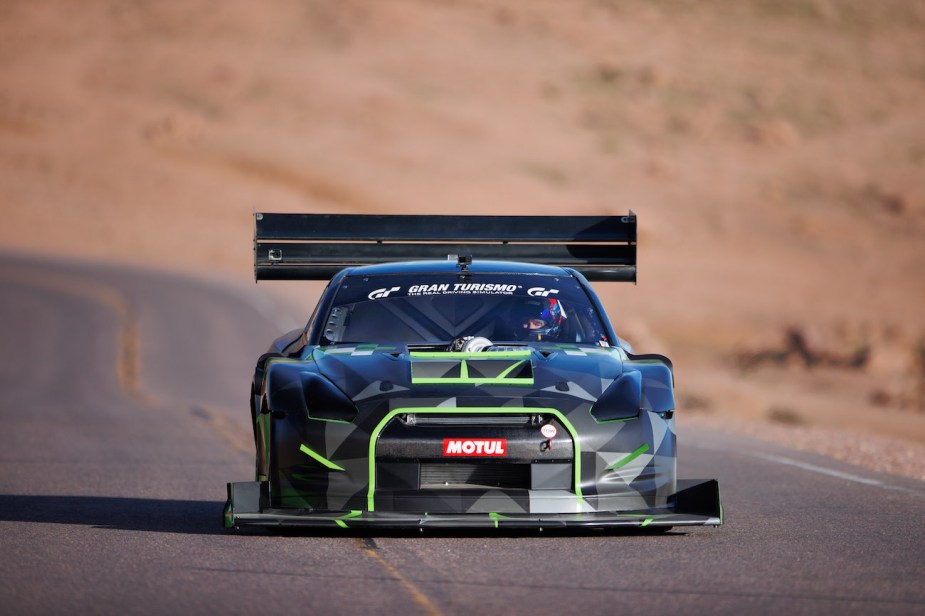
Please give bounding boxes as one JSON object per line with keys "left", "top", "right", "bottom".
{"left": 341, "top": 260, "right": 576, "bottom": 277}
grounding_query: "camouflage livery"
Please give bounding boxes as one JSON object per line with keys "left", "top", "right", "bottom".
{"left": 225, "top": 260, "right": 722, "bottom": 530}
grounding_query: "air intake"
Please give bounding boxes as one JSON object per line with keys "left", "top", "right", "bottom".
{"left": 420, "top": 463, "right": 530, "bottom": 489}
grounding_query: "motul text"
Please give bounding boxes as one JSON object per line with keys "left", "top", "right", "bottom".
{"left": 443, "top": 438, "right": 507, "bottom": 457}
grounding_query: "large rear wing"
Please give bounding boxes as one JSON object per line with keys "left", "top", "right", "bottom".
{"left": 254, "top": 212, "right": 637, "bottom": 282}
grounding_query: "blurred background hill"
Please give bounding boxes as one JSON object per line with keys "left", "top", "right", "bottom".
{"left": 1, "top": 0, "right": 923, "bottom": 473}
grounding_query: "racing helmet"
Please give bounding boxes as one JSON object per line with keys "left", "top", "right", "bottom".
{"left": 506, "top": 297, "right": 564, "bottom": 341}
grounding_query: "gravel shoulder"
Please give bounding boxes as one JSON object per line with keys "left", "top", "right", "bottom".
{"left": 685, "top": 414, "right": 925, "bottom": 482}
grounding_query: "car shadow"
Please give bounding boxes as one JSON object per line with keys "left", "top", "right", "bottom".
{"left": 0, "top": 494, "right": 227, "bottom": 535}
{"left": 261, "top": 525, "right": 690, "bottom": 539}
{"left": 0, "top": 494, "right": 694, "bottom": 538}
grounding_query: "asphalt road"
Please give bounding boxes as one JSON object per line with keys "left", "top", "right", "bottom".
{"left": 1, "top": 254, "right": 923, "bottom": 615}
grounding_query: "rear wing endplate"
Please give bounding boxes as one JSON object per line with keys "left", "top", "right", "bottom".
{"left": 254, "top": 212, "right": 637, "bottom": 282}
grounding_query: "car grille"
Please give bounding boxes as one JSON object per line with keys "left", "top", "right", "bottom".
{"left": 374, "top": 412, "right": 574, "bottom": 500}
{"left": 420, "top": 462, "right": 530, "bottom": 489}
{"left": 406, "top": 414, "right": 539, "bottom": 427}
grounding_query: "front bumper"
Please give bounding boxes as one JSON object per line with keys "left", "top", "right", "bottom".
{"left": 223, "top": 478, "right": 722, "bottom": 530}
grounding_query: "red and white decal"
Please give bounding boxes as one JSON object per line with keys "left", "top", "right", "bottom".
{"left": 443, "top": 438, "right": 507, "bottom": 457}
{"left": 540, "top": 424, "right": 558, "bottom": 439}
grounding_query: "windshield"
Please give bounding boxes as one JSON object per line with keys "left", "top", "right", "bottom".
{"left": 319, "top": 273, "right": 609, "bottom": 346}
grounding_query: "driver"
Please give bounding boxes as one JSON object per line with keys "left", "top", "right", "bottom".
{"left": 506, "top": 297, "right": 564, "bottom": 341}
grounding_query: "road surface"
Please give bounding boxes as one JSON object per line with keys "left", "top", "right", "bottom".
{"left": 1, "top": 254, "right": 922, "bottom": 615}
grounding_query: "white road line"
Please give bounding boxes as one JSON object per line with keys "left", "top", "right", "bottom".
{"left": 751, "top": 452, "right": 884, "bottom": 485}
{"left": 689, "top": 441, "right": 925, "bottom": 496}
{"left": 750, "top": 451, "right": 925, "bottom": 496}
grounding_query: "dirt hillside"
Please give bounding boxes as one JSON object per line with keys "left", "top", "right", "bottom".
{"left": 2, "top": 1, "right": 924, "bottom": 473}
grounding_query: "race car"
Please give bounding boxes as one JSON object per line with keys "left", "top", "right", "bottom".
{"left": 224, "top": 213, "right": 722, "bottom": 530}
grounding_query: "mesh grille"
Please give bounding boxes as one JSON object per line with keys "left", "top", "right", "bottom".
{"left": 420, "top": 463, "right": 530, "bottom": 489}
{"left": 406, "top": 415, "right": 537, "bottom": 427}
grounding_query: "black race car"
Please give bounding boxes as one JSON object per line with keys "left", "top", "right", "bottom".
{"left": 224, "top": 213, "right": 722, "bottom": 530}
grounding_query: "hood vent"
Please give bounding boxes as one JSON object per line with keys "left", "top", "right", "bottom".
{"left": 410, "top": 351, "right": 534, "bottom": 386}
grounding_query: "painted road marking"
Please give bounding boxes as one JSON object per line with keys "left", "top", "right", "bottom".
{"left": 354, "top": 538, "right": 443, "bottom": 616}
{"left": 688, "top": 441, "right": 924, "bottom": 497}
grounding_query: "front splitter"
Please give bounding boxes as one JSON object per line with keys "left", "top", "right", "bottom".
{"left": 224, "top": 479, "right": 722, "bottom": 530}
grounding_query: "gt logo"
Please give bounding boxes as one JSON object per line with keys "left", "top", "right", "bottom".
{"left": 443, "top": 438, "right": 507, "bottom": 457}
{"left": 527, "top": 287, "right": 559, "bottom": 297}
{"left": 368, "top": 287, "right": 400, "bottom": 300}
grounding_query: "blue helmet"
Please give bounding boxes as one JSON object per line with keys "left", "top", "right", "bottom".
{"left": 506, "top": 297, "right": 564, "bottom": 341}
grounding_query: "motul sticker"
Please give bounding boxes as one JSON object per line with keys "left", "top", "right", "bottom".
{"left": 443, "top": 438, "right": 507, "bottom": 457}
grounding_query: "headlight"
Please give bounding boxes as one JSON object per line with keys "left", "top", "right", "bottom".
{"left": 268, "top": 369, "right": 358, "bottom": 423}
{"left": 589, "top": 371, "right": 642, "bottom": 423}
{"left": 301, "top": 372, "right": 358, "bottom": 423}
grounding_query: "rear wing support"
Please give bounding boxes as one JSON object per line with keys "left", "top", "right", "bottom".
{"left": 254, "top": 212, "right": 637, "bottom": 282}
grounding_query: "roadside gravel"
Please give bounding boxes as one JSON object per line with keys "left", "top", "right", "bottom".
{"left": 686, "top": 415, "right": 925, "bottom": 482}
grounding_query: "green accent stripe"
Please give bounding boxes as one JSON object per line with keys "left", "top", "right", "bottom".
{"left": 488, "top": 512, "right": 510, "bottom": 529}
{"left": 307, "top": 415, "right": 354, "bottom": 424}
{"left": 410, "top": 351, "right": 532, "bottom": 359}
{"left": 299, "top": 443, "right": 346, "bottom": 471}
{"left": 410, "top": 353, "right": 534, "bottom": 386}
{"left": 265, "top": 358, "right": 306, "bottom": 365}
{"left": 257, "top": 413, "right": 271, "bottom": 482}
{"left": 367, "top": 407, "right": 583, "bottom": 511}
{"left": 606, "top": 443, "right": 650, "bottom": 471}
{"left": 223, "top": 500, "right": 233, "bottom": 529}
{"left": 335, "top": 510, "right": 363, "bottom": 529}
{"left": 411, "top": 377, "right": 534, "bottom": 385}
{"left": 640, "top": 518, "right": 653, "bottom": 527}
{"left": 590, "top": 412, "right": 640, "bottom": 424}
{"left": 496, "top": 360, "right": 526, "bottom": 379}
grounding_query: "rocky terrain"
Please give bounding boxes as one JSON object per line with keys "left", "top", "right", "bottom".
{"left": 1, "top": 0, "right": 923, "bottom": 477}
